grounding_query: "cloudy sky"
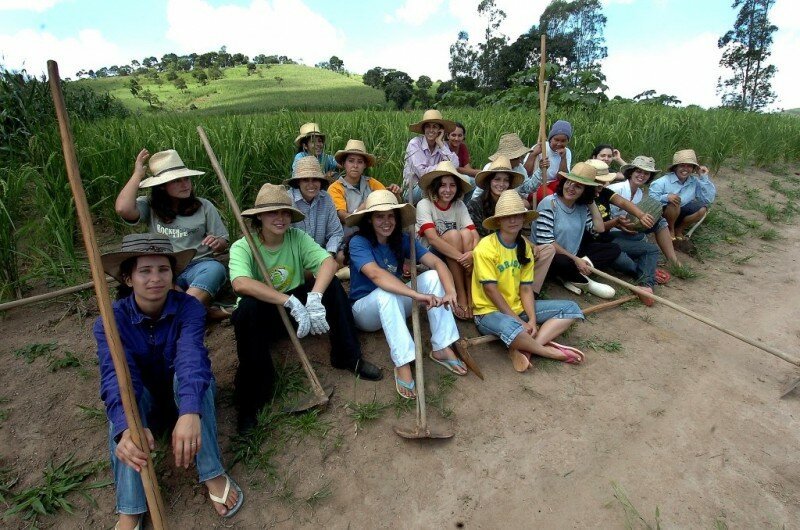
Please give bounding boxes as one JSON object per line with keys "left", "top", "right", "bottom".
{"left": 1, "top": 0, "right": 798, "bottom": 109}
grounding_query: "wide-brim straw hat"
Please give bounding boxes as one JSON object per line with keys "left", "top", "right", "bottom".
{"left": 101, "top": 233, "right": 195, "bottom": 284}
{"left": 294, "top": 122, "right": 325, "bottom": 146}
{"left": 285, "top": 156, "right": 329, "bottom": 188}
{"left": 345, "top": 189, "right": 415, "bottom": 227}
{"left": 418, "top": 160, "right": 474, "bottom": 196}
{"left": 139, "top": 149, "right": 204, "bottom": 188}
{"left": 621, "top": 155, "right": 660, "bottom": 180}
{"left": 584, "top": 159, "right": 615, "bottom": 183}
{"left": 483, "top": 190, "right": 539, "bottom": 230}
{"left": 408, "top": 109, "right": 456, "bottom": 134}
{"left": 558, "top": 162, "right": 600, "bottom": 187}
{"left": 334, "top": 139, "right": 377, "bottom": 167}
{"left": 241, "top": 183, "right": 305, "bottom": 221}
{"left": 475, "top": 155, "right": 524, "bottom": 190}
{"left": 488, "top": 133, "right": 532, "bottom": 162}
{"left": 668, "top": 149, "right": 700, "bottom": 172}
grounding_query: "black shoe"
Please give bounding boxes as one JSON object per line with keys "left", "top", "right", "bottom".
{"left": 338, "top": 359, "right": 383, "bottom": 381}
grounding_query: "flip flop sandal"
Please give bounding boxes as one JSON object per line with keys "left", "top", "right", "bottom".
{"left": 509, "top": 348, "right": 532, "bottom": 372}
{"left": 453, "top": 304, "right": 471, "bottom": 321}
{"left": 429, "top": 351, "right": 467, "bottom": 375}
{"left": 209, "top": 474, "right": 244, "bottom": 519}
{"left": 114, "top": 515, "right": 142, "bottom": 530}
{"left": 546, "top": 341, "right": 585, "bottom": 364}
{"left": 394, "top": 369, "right": 416, "bottom": 399}
{"left": 655, "top": 268, "right": 671, "bottom": 285}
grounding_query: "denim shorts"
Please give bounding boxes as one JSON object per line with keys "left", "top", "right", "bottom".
{"left": 677, "top": 199, "right": 705, "bottom": 221}
{"left": 176, "top": 259, "right": 227, "bottom": 296}
{"left": 474, "top": 299, "right": 584, "bottom": 347}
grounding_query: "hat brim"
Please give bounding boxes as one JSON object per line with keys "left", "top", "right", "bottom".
{"left": 284, "top": 175, "right": 329, "bottom": 190}
{"left": 101, "top": 248, "right": 196, "bottom": 284}
{"left": 558, "top": 171, "right": 600, "bottom": 187}
{"left": 482, "top": 209, "right": 539, "bottom": 231}
{"left": 668, "top": 162, "right": 699, "bottom": 173}
{"left": 294, "top": 132, "right": 325, "bottom": 147}
{"left": 408, "top": 119, "right": 456, "bottom": 135}
{"left": 419, "top": 169, "right": 474, "bottom": 196}
{"left": 488, "top": 147, "right": 531, "bottom": 162}
{"left": 139, "top": 168, "right": 205, "bottom": 188}
{"left": 594, "top": 173, "right": 617, "bottom": 183}
{"left": 345, "top": 203, "right": 415, "bottom": 228}
{"left": 333, "top": 150, "right": 376, "bottom": 167}
{"left": 475, "top": 168, "right": 524, "bottom": 190}
{"left": 240, "top": 204, "right": 305, "bottom": 222}
{"left": 620, "top": 163, "right": 660, "bottom": 181}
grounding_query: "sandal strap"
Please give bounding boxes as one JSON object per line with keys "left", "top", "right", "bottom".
{"left": 209, "top": 474, "right": 231, "bottom": 505}
{"left": 395, "top": 376, "right": 415, "bottom": 391}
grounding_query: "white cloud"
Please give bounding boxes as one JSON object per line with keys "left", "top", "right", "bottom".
{"left": 446, "top": 0, "right": 549, "bottom": 43}
{"left": 385, "top": 0, "right": 444, "bottom": 26}
{"left": 347, "top": 33, "right": 455, "bottom": 81}
{"left": 0, "top": 0, "right": 62, "bottom": 12}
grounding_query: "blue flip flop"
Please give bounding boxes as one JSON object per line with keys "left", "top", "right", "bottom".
{"left": 209, "top": 474, "right": 244, "bottom": 519}
{"left": 394, "top": 369, "right": 416, "bottom": 399}
{"left": 429, "top": 352, "right": 467, "bottom": 375}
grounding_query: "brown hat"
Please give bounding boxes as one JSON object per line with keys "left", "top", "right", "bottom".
{"left": 418, "top": 160, "right": 474, "bottom": 197}
{"left": 474, "top": 156, "right": 524, "bottom": 190}
{"left": 101, "top": 233, "right": 195, "bottom": 284}
{"left": 408, "top": 109, "right": 456, "bottom": 134}
{"left": 139, "top": 149, "right": 204, "bottom": 188}
{"left": 621, "top": 155, "right": 660, "bottom": 181}
{"left": 584, "top": 159, "right": 615, "bottom": 184}
{"left": 285, "top": 156, "right": 329, "bottom": 188}
{"left": 488, "top": 133, "right": 532, "bottom": 162}
{"left": 294, "top": 122, "right": 325, "bottom": 147}
{"left": 558, "top": 162, "right": 600, "bottom": 187}
{"left": 241, "top": 183, "right": 305, "bottom": 221}
{"left": 334, "top": 139, "right": 377, "bottom": 167}
{"left": 668, "top": 149, "right": 700, "bottom": 173}
{"left": 345, "top": 189, "right": 415, "bottom": 228}
{"left": 482, "top": 190, "right": 539, "bottom": 230}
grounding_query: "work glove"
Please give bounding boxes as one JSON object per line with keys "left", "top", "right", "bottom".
{"left": 283, "top": 295, "right": 311, "bottom": 338}
{"left": 305, "top": 291, "right": 330, "bottom": 335}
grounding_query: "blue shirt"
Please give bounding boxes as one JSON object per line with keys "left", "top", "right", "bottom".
{"left": 292, "top": 152, "right": 338, "bottom": 174}
{"left": 648, "top": 171, "right": 716, "bottom": 206}
{"left": 289, "top": 188, "right": 343, "bottom": 254}
{"left": 94, "top": 291, "right": 212, "bottom": 440}
{"left": 534, "top": 194, "right": 592, "bottom": 255}
{"left": 348, "top": 232, "right": 429, "bottom": 302}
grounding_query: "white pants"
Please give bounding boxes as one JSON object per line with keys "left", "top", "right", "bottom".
{"left": 351, "top": 270, "right": 460, "bottom": 367}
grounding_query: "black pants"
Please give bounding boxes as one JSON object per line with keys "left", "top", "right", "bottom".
{"left": 550, "top": 239, "right": 621, "bottom": 283}
{"left": 231, "top": 277, "right": 361, "bottom": 420}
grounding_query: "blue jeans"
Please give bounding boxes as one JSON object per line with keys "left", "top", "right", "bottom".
{"left": 108, "top": 377, "right": 224, "bottom": 515}
{"left": 610, "top": 232, "right": 660, "bottom": 287}
{"left": 474, "top": 300, "right": 584, "bottom": 347}
{"left": 176, "top": 259, "right": 227, "bottom": 297}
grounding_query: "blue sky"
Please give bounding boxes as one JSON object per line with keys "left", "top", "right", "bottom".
{"left": 1, "top": 0, "right": 798, "bottom": 109}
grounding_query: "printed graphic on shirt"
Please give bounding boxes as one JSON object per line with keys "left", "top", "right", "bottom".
{"left": 497, "top": 259, "right": 521, "bottom": 273}
{"left": 269, "top": 266, "right": 292, "bottom": 291}
{"left": 597, "top": 202, "right": 610, "bottom": 221}
{"left": 435, "top": 218, "right": 457, "bottom": 234}
{"left": 156, "top": 222, "right": 200, "bottom": 239}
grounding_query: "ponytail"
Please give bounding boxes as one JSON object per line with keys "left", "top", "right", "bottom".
{"left": 516, "top": 233, "right": 531, "bottom": 266}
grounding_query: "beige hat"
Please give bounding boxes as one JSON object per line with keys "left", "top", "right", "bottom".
{"left": 558, "top": 162, "right": 600, "bottom": 187}
{"left": 345, "top": 189, "right": 415, "bottom": 227}
{"left": 584, "top": 159, "right": 615, "bottom": 184}
{"left": 418, "top": 160, "right": 474, "bottom": 197}
{"left": 101, "top": 233, "right": 195, "bottom": 284}
{"left": 668, "top": 149, "right": 700, "bottom": 172}
{"left": 621, "top": 155, "right": 660, "bottom": 181}
{"left": 482, "top": 190, "right": 539, "bottom": 230}
{"left": 334, "top": 139, "right": 377, "bottom": 167}
{"left": 241, "top": 183, "right": 305, "bottom": 221}
{"left": 294, "top": 122, "right": 325, "bottom": 146}
{"left": 139, "top": 149, "right": 204, "bottom": 188}
{"left": 488, "top": 133, "right": 532, "bottom": 162}
{"left": 285, "top": 156, "right": 329, "bottom": 188}
{"left": 408, "top": 109, "right": 456, "bottom": 134}
{"left": 474, "top": 156, "right": 524, "bottom": 190}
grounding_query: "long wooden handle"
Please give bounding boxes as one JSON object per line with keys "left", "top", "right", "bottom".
{"left": 47, "top": 61, "right": 168, "bottom": 529}
{"left": 589, "top": 267, "right": 800, "bottom": 367}
{"left": 538, "top": 34, "right": 548, "bottom": 201}
{"left": 0, "top": 277, "right": 116, "bottom": 312}
{"left": 407, "top": 184, "right": 427, "bottom": 430}
{"left": 196, "top": 127, "right": 328, "bottom": 402}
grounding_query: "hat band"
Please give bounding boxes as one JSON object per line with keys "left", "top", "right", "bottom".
{"left": 252, "top": 201, "right": 292, "bottom": 209}
{"left": 122, "top": 244, "right": 172, "bottom": 253}
{"left": 367, "top": 200, "right": 402, "bottom": 210}
{"left": 153, "top": 165, "right": 188, "bottom": 178}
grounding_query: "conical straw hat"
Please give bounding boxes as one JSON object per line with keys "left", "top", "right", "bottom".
{"left": 345, "top": 189, "right": 415, "bottom": 227}
{"left": 474, "top": 156, "right": 524, "bottom": 190}
{"left": 408, "top": 109, "right": 456, "bottom": 134}
{"left": 241, "top": 183, "right": 305, "bottom": 222}
{"left": 482, "top": 190, "right": 539, "bottom": 230}
{"left": 488, "top": 133, "right": 532, "bottom": 161}
{"left": 139, "top": 149, "right": 204, "bottom": 188}
{"left": 334, "top": 139, "right": 377, "bottom": 167}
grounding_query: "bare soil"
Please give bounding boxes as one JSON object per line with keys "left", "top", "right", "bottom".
{"left": 1, "top": 166, "right": 799, "bottom": 529}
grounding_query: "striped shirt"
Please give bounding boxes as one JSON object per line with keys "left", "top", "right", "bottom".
{"left": 534, "top": 194, "right": 592, "bottom": 255}
{"left": 289, "top": 188, "right": 343, "bottom": 254}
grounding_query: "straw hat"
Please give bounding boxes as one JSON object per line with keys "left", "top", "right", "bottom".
{"left": 668, "top": 149, "right": 700, "bottom": 172}
{"left": 418, "top": 160, "right": 474, "bottom": 196}
{"left": 344, "top": 189, "right": 415, "bottom": 227}
{"left": 488, "top": 133, "right": 532, "bottom": 162}
{"left": 241, "top": 183, "right": 305, "bottom": 221}
{"left": 408, "top": 109, "right": 456, "bottom": 134}
{"left": 584, "top": 159, "right": 615, "bottom": 184}
{"left": 294, "top": 122, "right": 325, "bottom": 146}
{"left": 334, "top": 139, "right": 377, "bottom": 167}
{"left": 101, "top": 233, "right": 195, "bottom": 284}
{"left": 139, "top": 149, "right": 204, "bottom": 188}
{"left": 474, "top": 156, "right": 524, "bottom": 190}
{"left": 285, "top": 156, "right": 329, "bottom": 188}
{"left": 621, "top": 155, "right": 660, "bottom": 181}
{"left": 558, "top": 162, "right": 600, "bottom": 187}
{"left": 482, "top": 190, "right": 539, "bottom": 230}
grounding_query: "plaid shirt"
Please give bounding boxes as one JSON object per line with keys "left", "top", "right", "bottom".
{"left": 289, "top": 188, "right": 343, "bottom": 254}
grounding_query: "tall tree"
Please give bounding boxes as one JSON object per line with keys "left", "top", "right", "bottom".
{"left": 540, "top": 0, "right": 607, "bottom": 88}
{"left": 448, "top": 31, "right": 479, "bottom": 91}
{"left": 717, "top": 0, "right": 777, "bottom": 111}
{"left": 475, "top": 0, "right": 509, "bottom": 90}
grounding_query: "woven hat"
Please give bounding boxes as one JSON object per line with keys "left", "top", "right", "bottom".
{"left": 285, "top": 156, "right": 329, "bottom": 188}
{"left": 584, "top": 159, "right": 615, "bottom": 184}
{"left": 241, "top": 183, "right": 305, "bottom": 221}
{"left": 418, "top": 160, "right": 474, "bottom": 196}
{"left": 668, "top": 149, "right": 700, "bottom": 172}
{"left": 482, "top": 190, "right": 539, "bottom": 230}
{"left": 334, "top": 139, "right": 377, "bottom": 167}
{"left": 558, "top": 162, "right": 600, "bottom": 187}
{"left": 139, "top": 150, "right": 204, "bottom": 188}
{"left": 101, "top": 233, "right": 195, "bottom": 284}
{"left": 294, "top": 122, "right": 325, "bottom": 146}
{"left": 488, "top": 133, "right": 532, "bottom": 161}
{"left": 408, "top": 109, "right": 456, "bottom": 134}
{"left": 621, "top": 155, "right": 660, "bottom": 181}
{"left": 475, "top": 156, "right": 524, "bottom": 190}
{"left": 345, "top": 190, "right": 415, "bottom": 228}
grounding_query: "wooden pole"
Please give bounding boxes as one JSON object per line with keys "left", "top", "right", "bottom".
{"left": 47, "top": 60, "right": 168, "bottom": 529}
{"left": 537, "top": 34, "right": 548, "bottom": 203}
{"left": 0, "top": 277, "right": 115, "bottom": 312}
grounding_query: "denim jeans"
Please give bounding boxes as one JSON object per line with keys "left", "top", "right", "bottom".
{"left": 107, "top": 377, "right": 224, "bottom": 515}
{"left": 610, "top": 232, "right": 660, "bottom": 287}
{"left": 474, "top": 299, "right": 584, "bottom": 347}
{"left": 176, "top": 259, "right": 227, "bottom": 297}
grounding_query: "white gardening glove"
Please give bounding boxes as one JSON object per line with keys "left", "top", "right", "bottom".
{"left": 283, "top": 295, "right": 311, "bottom": 338}
{"left": 305, "top": 292, "right": 329, "bottom": 335}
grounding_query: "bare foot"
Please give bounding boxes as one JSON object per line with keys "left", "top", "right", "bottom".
{"left": 206, "top": 475, "right": 238, "bottom": 516}
{"left": 432, "top": 347, "right": 467, "bottom": 375}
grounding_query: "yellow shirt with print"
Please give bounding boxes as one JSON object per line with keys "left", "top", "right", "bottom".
{"left": 471, "top": 232, "right": 534, "bottom": 316}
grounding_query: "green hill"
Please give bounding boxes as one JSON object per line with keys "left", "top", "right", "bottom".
{"left": 75, "top": 64, "right": 387, "bottom": 114}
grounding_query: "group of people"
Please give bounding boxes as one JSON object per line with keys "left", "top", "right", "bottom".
{"left": 96, "top": 111, "right": 716, "bottom": 528}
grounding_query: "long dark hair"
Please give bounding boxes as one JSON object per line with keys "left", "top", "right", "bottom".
{"left": 297, "top": 135, "right": 324, "bottom": 154}
{"left": 150, "top": 184, "right": 201, "bottom": 224}
{"left": 516, "top": 233, "right": 531, "bottom": 266}
{"left": 116, "top": 255, "right": 177, "bottom": 300}
{"left": 344, "top": 212, "right": 404, "bottom": 268}
{"left": 591, "top": 144, "right": 614, "bottom": 158}
{"left": 556, "top": 178, "right": 595, "bottom": 205}
{"left": 428, "top": 175, "right": 463, "bottom": 202}
{"left": 480, "top": 186, "right": 497, "bottom": 218}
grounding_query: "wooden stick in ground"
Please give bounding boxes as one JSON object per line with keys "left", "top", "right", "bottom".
{"left": 47, "top": 60, "right": 168, "bottom": 530}
{"left": 537, "top": 34, "right": 548, "bottom": 202}
{"left": 196, "top": 126, "right": 329, "bottom": 408}
{"left": 589, "top": 267, "right": 800, "bottom": 368}
{"left": 0, "top": 277, "right": 116, "bottom": 313}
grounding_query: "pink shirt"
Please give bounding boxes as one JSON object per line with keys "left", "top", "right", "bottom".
{"left": 402, "top": 135, "right": 460, "bottom": 187}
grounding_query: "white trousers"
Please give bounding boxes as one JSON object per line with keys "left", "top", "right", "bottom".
{"left": 351, "top": 270, "right": 460, "bottom": 367}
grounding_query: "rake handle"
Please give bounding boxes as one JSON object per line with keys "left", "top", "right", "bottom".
{"left": 408, "top": 184, "right": 428, "bottom": 431}
{"left": 537, "top": 34, "right": 548, "bottom": 202}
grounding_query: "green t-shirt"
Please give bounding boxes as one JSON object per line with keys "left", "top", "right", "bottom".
{"left": 229, "top": 228, "right": 330, "bottom": 299}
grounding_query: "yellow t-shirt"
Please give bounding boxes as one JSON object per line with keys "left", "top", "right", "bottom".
{"left": 471, "top": 232, "right": 534, "bottom": 316}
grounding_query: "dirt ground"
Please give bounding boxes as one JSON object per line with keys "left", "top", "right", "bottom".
{"left": 2, "top": 166, "right": 800, "bottom": 529}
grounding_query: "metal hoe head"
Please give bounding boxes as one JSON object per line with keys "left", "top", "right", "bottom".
{"left": 282, "top": 384, "right": 335, "bottom": 413}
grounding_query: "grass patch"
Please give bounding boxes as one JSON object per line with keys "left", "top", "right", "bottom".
{"left": 425, "top": 372, "right": 458, "bottom": 419}
{"left": 12, "top": 342, "right": 58, "bottom": 364}
{"left": 611, "top": 481, "right": 662, "bottom": 530}
{"left": 305, "top": 480, "right": 333, "bottom": 509}
{"left": 666, "top": 262, "right": 698, "bottom": 280}
{"left": 392, "top": 393, "right": 416, "bottom": 418}
{"left": 48, "top": 351, "right": 82, "bottom": 372}
{"left": 346, "top": 393, "right": 389, "bottom": 432}
{"left": 532, "top": 358, "right": 561, "bottom": 372}
{"left": 731, "top": 253, "right": 755, "bottom": 265}
{"left": 758, "top": 227, "right": 780, "bottom": 241}
{"left": 76, "top": 404, "right": 106, "bottom": 426}
{"left": 578, "top": 337, "right": 624, "bottom": 353}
